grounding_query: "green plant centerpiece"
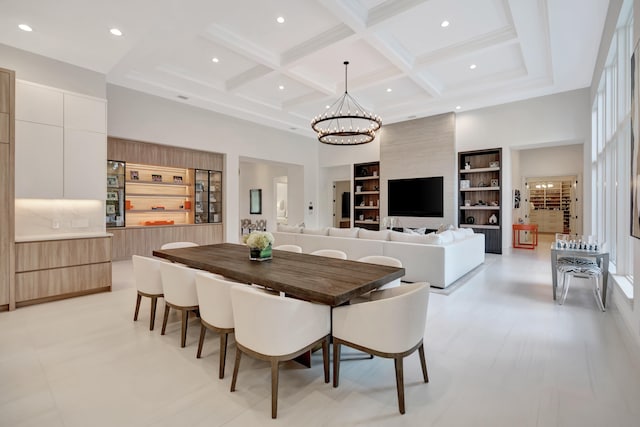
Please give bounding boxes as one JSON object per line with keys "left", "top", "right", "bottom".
{"left": 244, "top": 231, "right": 274, "bottom": 261}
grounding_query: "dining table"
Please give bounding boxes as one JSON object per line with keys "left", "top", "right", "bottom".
{"left": 152, "top": 243, "right": 406, "bottom": 307}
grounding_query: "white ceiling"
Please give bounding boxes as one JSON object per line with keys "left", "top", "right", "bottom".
{"left": 0, "top": 0, "right": 609, "bottom": 139}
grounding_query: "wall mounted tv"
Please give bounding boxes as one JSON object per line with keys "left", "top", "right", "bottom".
{"left": 388, "top": 176, "right": 444, "bottom": 217}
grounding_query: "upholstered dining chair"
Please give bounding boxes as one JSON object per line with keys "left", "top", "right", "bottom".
{"left": 160, "top": 241, "right": 199, "bottom": 250}
{"left": 230, "top": 285, "right": 331, "bottom": 419}
{"left": 273, "top": 244, "right": 303, "bottom": 253}
{"left": 332, "top": 282, "right": 430, "bottom": 414}
{"left": 159, "top": 262, "right": 200, "bottom": 347}
{"left": 310, "top": 249, "right": 348, "bottom": 260}
{"left": 255, "top": 219, "right": 267, "bottom": 231}
{"left": 240, "top": 218, "right": 252, "bottom": 235}
{"left": 195, "top": 272, "right": 236, "bottom": 379}
{"left": 357, "top": 255, "right": 403, "bottom": 290}
{"left": 132, "top": 255, "right": 164, "bottom": 330}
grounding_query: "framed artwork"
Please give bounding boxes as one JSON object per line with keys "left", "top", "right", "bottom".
{"left": 130, "top": 170, "right": 139, "bottom": 180}
{"left": 632, "top": 42, "right": 640, "bottom": 239}
{"left": 106, "top": 191, "right": 118, "bottom": 201}
{"left": 250, "top": 189, "right": 262, "bottom": 214}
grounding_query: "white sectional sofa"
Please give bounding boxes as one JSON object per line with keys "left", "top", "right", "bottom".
{"left": 272, "top": 226, "right": 485, "bottom": 289}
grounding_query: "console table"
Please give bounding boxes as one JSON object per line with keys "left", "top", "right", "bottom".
{"left": 512, "top": 224, "right": 538, "bottom": 249}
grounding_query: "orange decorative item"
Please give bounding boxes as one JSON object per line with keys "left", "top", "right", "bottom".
{"left": 184, "top": 200, "right": 192, "bottom": 210}
{"left": 143, "top": 220, "right": 175, "bottom": 226}
{"left": 125, "top": 200, "right": 132, "bottom": 210}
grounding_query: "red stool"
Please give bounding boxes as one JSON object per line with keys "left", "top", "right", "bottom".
{"left": 512, "top": 224, "right": 538, "bottom": 249}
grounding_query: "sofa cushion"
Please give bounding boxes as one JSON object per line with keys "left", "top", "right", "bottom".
{"left": 277, "top": 224, "right": 301, "bottom": 233}
{"left": 461, "top": 227, "right": 475, "bottom": 236}
{"left": 452, "top": 229, "right": 467, "bottom": 241}
{"left": 329, "top": 227, "right": 359, "bottom": 238}
{"left": 389, "top": 230, "right": 432, "bottom": 244}
{"left": 358, "top": 229, "right": 390, "bottom": 241}
{"left": 303, "top": 227, "right": 329, "bottom": 235}
{"left": 438, "top": 230, "right": 455, "bottom": 244}
{"left": 423, "top": 233, "right": 444, "bottom": 245}
{"left": 437, "top": 223, "right": 455, "bottom": 233}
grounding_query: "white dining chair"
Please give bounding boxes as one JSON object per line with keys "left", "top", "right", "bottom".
{"left": 273, "top": 244, "right": 303, "bottom": 253}
{"left": 230, "top": 285, "right": 331, "bottom": 419}
{"left": 357, "top": 255, "right": 403, "bottom": 290}
{"left": 195, "top": 272, "right": 236, "bottom": 378}
{"left": 310, "top": 249, "right": 347, "bottom": 259}
{"left": 132, "top": 255, "right": 164, "bottom": 330}
{"left": 159, "top": 262, "right": 200, "bottom": 347}
{"left": 332, "top": 282, "right": 430, "bottom": 414}
{"left": 160, "top": 241, "right": 199, "bottom": 250}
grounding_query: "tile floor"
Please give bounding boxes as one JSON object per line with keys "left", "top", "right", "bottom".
{"left": 1, "top": 236, "right": 640, "bottom": 426}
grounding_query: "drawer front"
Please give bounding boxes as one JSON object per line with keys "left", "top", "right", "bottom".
{"left": 16, "top": 237, "right": 111, "bottom": 272}
{"left": 15, "top": 262, "right": 111, "bottom": 302}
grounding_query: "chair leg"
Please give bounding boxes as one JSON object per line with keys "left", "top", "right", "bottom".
{"left": 322, "top": 336, "right": 329, "bottom": 383}
{"left": 271, "top": 360, "right": 279, "bottom": 419}
{"left": 219, "top": 333, "right": 228, "bottom": 379}
{"left": 230, "top": 348, "right": 242, "bottom": 392}
{"left": 593, "top": 276, "right": 605, "bottom": 312}
{"left": 197, "top": 323, "right": 206, "bottom": 358}
{"left": 333, "top": 341, "right": 341, "bottom": 387}
{"left": 180, "top": 310, "right": 188, "bottom": 348}
{"left": 161, "top": 305, "right": 170, "bottom": 335}
{"left": 394, "top": 356, "right": 405, "bottom": 414}
{"left": 418, "top": 343, "right": 429, "bottom": 383}
{"left": 134, "top": 293, "right": 142, "bottom": 321}
{"left": 149, "top": 297, "right": 158, "bottom": 331}
{"left": 560, "top": 274, "right": 571, "bottom": 305}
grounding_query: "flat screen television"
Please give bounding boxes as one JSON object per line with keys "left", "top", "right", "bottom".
{"left": 388, "top": 176, "right": 444, "bottom": 217}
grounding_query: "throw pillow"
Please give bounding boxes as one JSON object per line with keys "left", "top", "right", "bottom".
{"left": 358, "top": 229, "right": 390, "bottom": 241}
{"left": 277, "top": 224, "right": 301, "bottom": 233}
{"left": 389, "top": 230, "right": 430, "bottom": 243}
{"left": 303, "top": 227, "right": 329, "bottom": 235}
{"left": 328, "top": 227, "right": 360, "bottom": 238}
{"left": 437, "top": 223, "right": 454, "bottom": 233}
{"left": 423, "top": 233, "right": 444, "bottom": 245}
{"left": 452, "top": 229, "right": 467, "bottom": 241}
{"left": 438, "top": 230, "right": 455, "bottom": 244}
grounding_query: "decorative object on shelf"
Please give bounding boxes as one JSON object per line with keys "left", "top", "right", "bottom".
{"left": 107, "top": 176, "right": 118, "bottom": 187}
{"left": 356, "top": 185, "right": 362, "bottom": 192}
{"left": 130, "top": 170, "right": 139, "bottom": 180}
{"left": 106, "top": 205, "right": 116, "bottom": 214}
{"left": 373, "top": 171, "right": 378, "bottom": 177}
{"left": 151, "top": 206, "right": 165, "bottom": 211}
{"left": 466, "top": 216, "right": 475, "bottom": 224}
{"left": 173, "top": 175, "right": 183, "bottom": 184}
{"left": 152, "top": 174, "right": 162, "bottom": 182}
{"left": 478, "top": 181, "right": 486, "bottom": 187}
{"left": 359, "top": 167, "right": 369, "bottom": 176}
{"left": 244, "top": 231, "right": 274, "bottom": 261}
{"left": 464, "top": 199, "right": 471, "bottom": 206}
{"left": 489, "top": 161, "right": 499, "bottom": 168}
{"left": 143, "top": 220, "right": 174, "bottom": 226}
{"left": 460, "top": 180, "right": 470, "bottom": 189}
{"left": 514, "top": 189, "right": 521, "bottom": 208}
{"left": 491, "top": 179, "right": 499, "bottom": 187}
{"left": 490, "top": 201, "right": 499, "bottom": 206}
{"left": 464, "top": 162, "right": 471, "bottom": 170}
{"left": 106, "top": 191, "right": 118, "bottom": 201}
{"left": 310, "top": 61, "right": 382, "bottom": 145}
{"left": 125, "top": 200, "right": 132, "bottom": 210}
{"left": 184, "top": 200, "right": 191, "bottom": 210}
{"left": 488, "top": 214, "right": 498, "bottom": 224}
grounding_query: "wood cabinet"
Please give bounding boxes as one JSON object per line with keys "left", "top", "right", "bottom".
{"left": 458, "top": 148, "right": 502, "bottom": 254}
{"left": 0, "top": 68, "right": 14, "bottom": 311}
{"left": 14, "top": 236, "right": 112, "bottom": 307}
{"left": 353, "top": 161, "right": 380, "bottom": 230}
{"left": 527, "top": 179, "right": 573, "bottom": 233}
{"left": 528, "top": 210, "right": 563, "bottom": 233}
{"left": 15, "top": 81, "right": 106, "bottom": 199}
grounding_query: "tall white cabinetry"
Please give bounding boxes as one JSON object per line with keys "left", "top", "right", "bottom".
{"left": 15, "top": 81, "right": 106, "bottom": 199}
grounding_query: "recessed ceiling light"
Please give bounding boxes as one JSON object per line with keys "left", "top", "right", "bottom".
{"left": 325, "top": 105, "right": 331, "bottom": 109}
{"left": 110, "top": 28, "right": 123, "bottom": 36}
{"left": 211, "top": 57, "right": 219, "bottom": 63}
{"left": 276, "top": 16, "right": 285, "bottom": 24}
{"left": 441, "top": 20, "right": 450, "bottom": 28}
{"left": 455, "top": 105, "right": 461, "bottom": 110}
{"left": 469, "top": 64, "right": 477, "bottom": 70}
{"left": 386, "top": 88, "right": 392, "bottom": 93}
{"left": 278, "top": 85, "right": 285, "bottom": 90}
{"left": 18, "top": 24, "right": 32, "bottom": 32}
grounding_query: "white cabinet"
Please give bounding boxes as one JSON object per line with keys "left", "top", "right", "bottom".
{"left": 64, "top": 94, "right": 106, "bottom": 133}
{"left": 64, "top": 130, "right": 106, "bottom": 199}
{"left": 15, "top": 121, "right": 64, "bottom": 198}
{"left": 15, "top": 81, "right": 63, "bottom": 126}
{"left": 15, "top": 81, "right": 106, "bottom": 199}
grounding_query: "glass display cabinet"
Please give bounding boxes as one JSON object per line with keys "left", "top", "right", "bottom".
{"left": 106, "top": 160, "right": 126, "bottom": 227}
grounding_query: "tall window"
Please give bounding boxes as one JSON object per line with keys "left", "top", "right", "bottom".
{"left": 591, "top": 0, "right": 634, "bottom": 280}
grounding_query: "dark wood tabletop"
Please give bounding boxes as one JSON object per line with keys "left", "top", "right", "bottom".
{"left": 152, "top": 243, "right": 405, "bottom": 306}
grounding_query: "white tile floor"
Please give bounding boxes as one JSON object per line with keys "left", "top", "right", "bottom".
{"left": 2, "top": 236, "right": 640, "bottom": 426}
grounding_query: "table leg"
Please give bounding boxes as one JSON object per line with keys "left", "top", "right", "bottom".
{"left": 601, "top": 253, "right": 609, "bottom": 308}
{"left": 551, "top": 252, "right": 558, "bottom": 300}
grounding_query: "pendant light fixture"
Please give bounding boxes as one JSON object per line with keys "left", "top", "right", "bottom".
{"left": 311, "top": 61, "right": 382, "bottom": 145}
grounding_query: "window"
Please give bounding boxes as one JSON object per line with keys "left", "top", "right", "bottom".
{"left": 591, "top": 1, "right": 634, "bottom": 281}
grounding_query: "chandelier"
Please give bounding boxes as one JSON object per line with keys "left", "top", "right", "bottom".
{"left": 311, "top": 61, "right": 382, "bottom": 145}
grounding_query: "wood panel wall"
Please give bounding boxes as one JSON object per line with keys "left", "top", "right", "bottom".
{"left": 108, "top": 137, "right": 223, "bottom": 171}
{"left": 0, "top": 68, "right": 15, "bottom": 311}
{"left": 380, "top": 113, "right": 456, "bottom": 229}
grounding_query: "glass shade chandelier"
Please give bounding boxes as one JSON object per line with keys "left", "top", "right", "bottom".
{"left": 311, "top": 61, "right": 382, "bottom": 145}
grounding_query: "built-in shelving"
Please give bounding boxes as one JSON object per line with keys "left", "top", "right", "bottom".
{"left": 353, "top": 162, "right": 380, "bottom": 230}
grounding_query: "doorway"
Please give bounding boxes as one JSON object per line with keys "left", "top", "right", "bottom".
{"left": 333, "top": 180, "right": 351, "bottom": 228}
{"left": 524, "top": 175, "right": 581, "bottom": 235}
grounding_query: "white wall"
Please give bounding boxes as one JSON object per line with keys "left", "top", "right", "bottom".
{"left": 456, "top": 88, "right": 590, "bottom": 251}
{"left": 239, "top": 160, "right": 288, "bottom": 232}
{"left": 107, "top": 85, "right": 319, "bottom": 242}
{"left": 518, "top": 144, "right": 583, "bottom": 178}
{"left": 318, "top": 165, "right": 351, "bottom": 227}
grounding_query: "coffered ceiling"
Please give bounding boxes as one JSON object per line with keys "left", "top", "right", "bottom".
{"left": 0, "top": 0, "right": 609, "bottom": 139}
